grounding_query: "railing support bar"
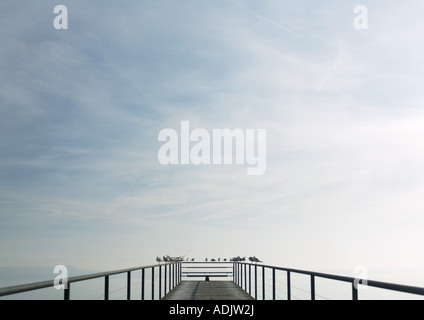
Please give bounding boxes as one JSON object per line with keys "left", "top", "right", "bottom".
{"left": 127, "top": 271, "right": 131, "bottom": 300}
{"left": 287, "top": 271, "right": 291, "bottom": 301}
{"left": 151, "top": 267, "right": 155, "bottom": 300}
{"left": 272, "top": 268, "right": 276, "bottom": 300}
{"left": 141, "top": 269, "right": 145, "bottom": 300}
{"left": 104, "top": 275, "right": 109, "bottom": 300}
{"left": 64, "top": 283, "right": 70, "bottom": 300}
{"left": 255, "top": 265, "right": 258, "bottom": 300}
{"left": 244, "top": 264, "right": 247, "bottom": 291}
{"left": 249, "top": 264, "right": 252, "bottom": 295}
{"left": 159, "top": 265, "right": 162, "bottom": 299}
{"left": 164, "top": 265, "right": 167, "bottom": 296}
{"left": 352, "top": 282, "right": 358, "bottom": 300}
{"left": 311, "top": 275, "right": 316, "bottom": 300}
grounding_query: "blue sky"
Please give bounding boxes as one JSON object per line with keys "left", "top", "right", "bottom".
{"left": 1, "top": 0, "right": 424, "bottom": 284}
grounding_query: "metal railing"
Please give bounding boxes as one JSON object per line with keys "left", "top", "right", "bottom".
{"left": 234, "top": 262, "right": 424, "bottom": 300}
{"left": 2, "top": 261, "right": 424, "bottom": 300}
{"left": 0, "top": 263, "right": 182, "bottom": 300}
{"left": 181, "top": 261, "right": 234, "bottom": 280}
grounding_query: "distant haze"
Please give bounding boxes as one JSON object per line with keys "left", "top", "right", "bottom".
{"left": 0, "top": 0, "right": 423, "bottom": 289}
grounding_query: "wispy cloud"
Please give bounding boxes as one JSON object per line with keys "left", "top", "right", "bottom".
{"left": 1, "top": 1, "right": 424, "bottom": 272}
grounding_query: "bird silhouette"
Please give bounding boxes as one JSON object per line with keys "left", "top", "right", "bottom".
{"left": 253, "top": 256, "right": 262, "bottom": 263}
{"left": 205, "top": 258, "right": 208, "bottom": 262}
{"left": 156, "top": 256, "right": 162, "bottom": 263}
{"left": 191, "top": 258, "right": 195, "bottom": 261}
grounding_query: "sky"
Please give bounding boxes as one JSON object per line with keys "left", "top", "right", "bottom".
{"left": 1, "top": 0, "right": 424, "bottom": 286}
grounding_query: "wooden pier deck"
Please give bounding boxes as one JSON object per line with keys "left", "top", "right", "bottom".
{"left": 162, "top": 281, "right": 254, "bottom": 300}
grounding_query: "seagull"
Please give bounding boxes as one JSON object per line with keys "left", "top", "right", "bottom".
{"left": 253, "top": 256, "right": 262, "bottom": 263}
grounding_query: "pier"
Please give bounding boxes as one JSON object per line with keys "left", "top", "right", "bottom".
{"left": 162, "top": 281, "right": 254, "bottom": 300}
{"left": 1, "top": 261, "right": 424, "bottom": 300}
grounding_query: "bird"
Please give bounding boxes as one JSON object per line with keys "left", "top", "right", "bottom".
{"left": 249, "top": 257, "right": 254, "bottom": 262}
{"left": 253, "top": 256, "right": 262, "bottom": 263}
{"left": 156, "top": 256, "right": 162, "bottom": 263}
{"left": 205, "top": 258, "right": 208, "bottom": 261}
{"left": 211, "top": 258, "right": 216, "bottom": 262}
{"left": 218, "top": 258, "right": 220, "bottom": 261}
{"left": 191, "top": 258, "right": 195, "bottom": 261}
{"left": 223, "top": 258, "right": 227, "bottom": 262}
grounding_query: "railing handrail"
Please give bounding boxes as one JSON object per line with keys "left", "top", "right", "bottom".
{"left": 234, "top": 262, "right": 424, "bottom": 297}
{"left": 2, "top": 261, "right": 423, "bottom": 299}
{"left": 181, "top": 261, "right": 234, "bottom": 279}
{"left": 0, "top": 262, "right": 178, "bottom": 298}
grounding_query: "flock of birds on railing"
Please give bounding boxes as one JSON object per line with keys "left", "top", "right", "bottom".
{"left": 156, "top": 255, "right": 262, "bottom": 263}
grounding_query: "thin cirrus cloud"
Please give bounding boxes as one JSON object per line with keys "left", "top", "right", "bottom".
{"left": 0, "top": 1, "right": 424, "bottom": 274}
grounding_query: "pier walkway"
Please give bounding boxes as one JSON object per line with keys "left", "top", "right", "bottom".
{"left": 162, "top": 281, "right": 254, "bottom": 300}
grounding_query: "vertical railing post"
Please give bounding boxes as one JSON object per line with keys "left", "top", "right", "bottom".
{"left": 141, "top": 269, "right": 145, "bottom": 300}
{"left": 159, "top": 265, "right": 162, "bottom": 299}
{"left": 239, "top": 264, "right": 242, "bottom": 288}
{"left": 172, "top": 264, "right": 175, "bottom": 288}
{"left": 164, "top": 264, "right": 167, "bottom": 296}
{"left": 311, "top": 275, "right": 316, "bottom": 300}
{"left": 152, "top": 267, "right": 155, "bottom": 300}
{"left": 272, "top": 268, "right": 276, "bottom": 300}
{"left": 244, "top": 264, "right": 247, "bottom": 291}
{"left": 352, "top": 282, "right": 358, "bottom": 300}
{"left": 249, "top": 264, "right": 252, "bottom": 295}
{"left": 287, "top": 271, "right": 291, "bottom": 301}
{"left": 262, "top": 266, "right": 265, "bottom": 300}
{"left": 127, "top": 271, "right": 131, "bottom": 300}
{"left": 64, "top": 283, "right": 70, "bottom": 300}
{"left": 104, "top": 275, "right": 109, "bottom": 300}
{"left": 255, "top": 265, "right": 258, "bottom": 300}
{"left": 168, "top": 264, "right": 172, "bottom": 291}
